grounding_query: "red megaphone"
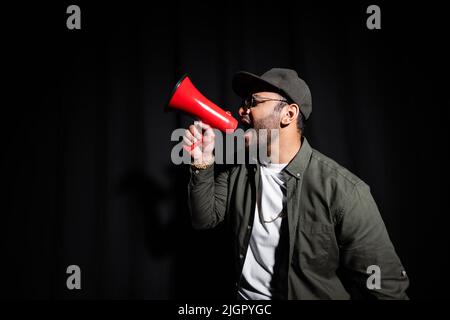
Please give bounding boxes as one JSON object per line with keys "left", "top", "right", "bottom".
{"left": 167, "top": 75, "right": 238, "bottom": 132}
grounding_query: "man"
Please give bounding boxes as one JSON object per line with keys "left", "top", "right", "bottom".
{"left": 184, "top": 68, "right": 409, "bottom": 299}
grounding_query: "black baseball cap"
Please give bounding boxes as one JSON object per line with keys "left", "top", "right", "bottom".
{"left": 232, "top": 68, "right": 312, "bottom": 120}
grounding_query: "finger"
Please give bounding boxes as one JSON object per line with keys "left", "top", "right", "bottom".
{"left": 185, "top": 129, "right": 195, "bottom": 142}
{"left": 183, "top": 146, "right": 193, "bottom": 154}
{"left": 197, "top": 123, "right": 215, "bottom": 138}
{"left": 196, "top": 121, "right": 212, "bottom": 131}
{"left": 185, "top": 141, "right": 202, "bottom": 155}
{"left": 183, "top": 136, "right": 193, "bottom": 146}
{"left": 203, "top": 128, "right": 215, "bottom": 138}
{"left": 191, "top": 123, "right": 203, "bottom": 140}
{"left": 187, "top": 126, "right": 202, "bottom": 142}
{"left": 183, "top": 140, "right": 201, "bottom": 152}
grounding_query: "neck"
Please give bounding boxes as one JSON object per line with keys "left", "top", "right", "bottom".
{"left": 269, "top": 130, "right": 301, "bottom": 164}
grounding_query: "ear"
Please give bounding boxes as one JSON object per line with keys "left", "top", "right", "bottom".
{"left": 280, "top": 103, "right": 299, "bottom": 127}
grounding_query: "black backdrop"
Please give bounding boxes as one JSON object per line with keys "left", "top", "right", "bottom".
{"left": 2, "top": 1, "right": 449, "bottom": 299}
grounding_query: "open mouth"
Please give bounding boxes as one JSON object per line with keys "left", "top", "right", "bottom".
{"left": 240, "top": 117, "right": 252, "bottom": 130}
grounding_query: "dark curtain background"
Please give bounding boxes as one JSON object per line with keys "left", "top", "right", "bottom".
{"left": 2, "top": 1, "right": 449, "bottom": 299}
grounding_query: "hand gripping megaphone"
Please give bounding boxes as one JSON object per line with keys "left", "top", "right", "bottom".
{"left": 166, "top": 75, "right": 238, "bottom": 150}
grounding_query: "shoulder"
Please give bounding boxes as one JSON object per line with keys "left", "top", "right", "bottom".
{"left": 309, "top": 148, "right": 363, "bottom": 186}
{"left": 304, "top": 147, "right": 371, "bottom": 205}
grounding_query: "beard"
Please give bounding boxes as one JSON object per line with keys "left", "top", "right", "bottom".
{"left": 253, "top": 113, "right": 279, "bottom": 131}
{"left": 244, "top": 113, "right": 280, "bottom": 160}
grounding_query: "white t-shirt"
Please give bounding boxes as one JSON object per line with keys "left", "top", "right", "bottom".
{"left": 238, "top": 162, "right": 288, "bottom": 300}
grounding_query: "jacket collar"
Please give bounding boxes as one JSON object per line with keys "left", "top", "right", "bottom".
{"left": 284, "top": 136, "right": 312, "bottom": 180}
{"left": 252, "top": 136, "right": 312, "bottom": 180}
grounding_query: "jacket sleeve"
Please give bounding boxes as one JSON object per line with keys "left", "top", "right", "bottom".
{"left": 187, "top": 164, "right": 229, "bottom": 230}
{"left": 336, "top": 181, "right": 409, "bottom": 299}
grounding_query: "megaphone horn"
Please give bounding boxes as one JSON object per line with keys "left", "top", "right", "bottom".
{"left": 167, "top": 75, "right": 238, "bottom": 132}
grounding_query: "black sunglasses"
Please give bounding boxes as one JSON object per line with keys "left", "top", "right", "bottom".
{"left": 241, "top": 94, "right": 288, "bottom": 109}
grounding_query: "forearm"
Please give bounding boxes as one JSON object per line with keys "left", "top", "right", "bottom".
{"left": 187, "top": 165, "right": 228, "bottom": 229}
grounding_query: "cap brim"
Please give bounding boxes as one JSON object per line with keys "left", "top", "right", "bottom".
{"left": 232, "top": 71, "right": 281, "bottom": 99}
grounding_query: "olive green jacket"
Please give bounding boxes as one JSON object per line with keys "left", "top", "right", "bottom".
{"left": 187, "top": 137, "right": 409, "bottom": 299}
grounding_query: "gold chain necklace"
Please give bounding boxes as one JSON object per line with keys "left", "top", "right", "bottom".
{"left": 262, "top": 211, "right": 286, "bottom": 223}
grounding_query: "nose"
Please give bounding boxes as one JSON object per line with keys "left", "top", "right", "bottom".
{"left": 238, "top": 106, "right": 250, "bottom": 117}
